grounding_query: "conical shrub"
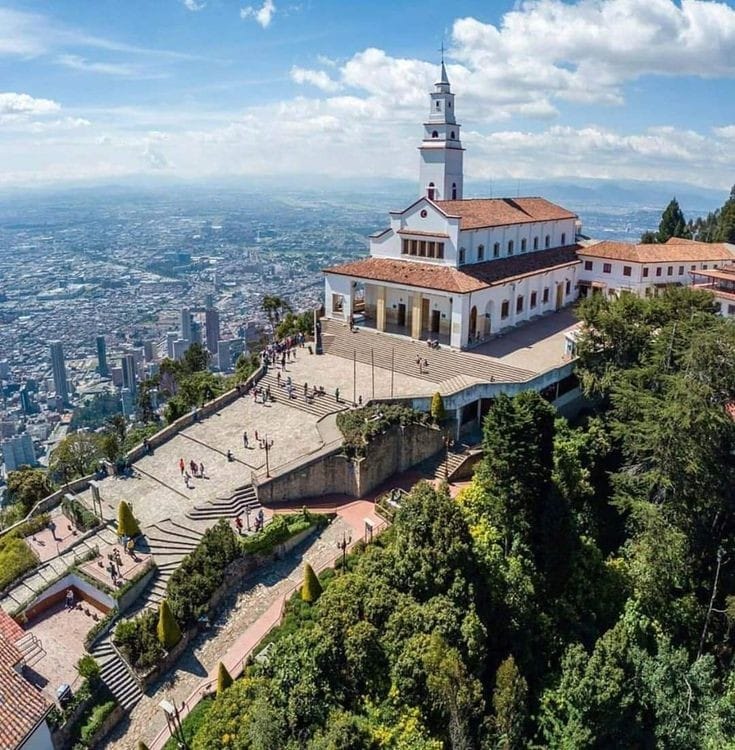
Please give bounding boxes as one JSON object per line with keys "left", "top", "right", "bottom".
{"left": 157, "top": 599, "right": 182, "bottom": 650}
{"left": 217, "top": 662, "right": 233, "bottom": 694}
{"left": 117, "top": 500, "right": 141, "bottom": 538}
{"left": 301, "top": 562, "right": 323, "bottom": 604}
{"left": 431, "top": 392, "right": 446, "bottom": 423}
{"left": 137, "top": 743, "right": 150, "bottom": 750}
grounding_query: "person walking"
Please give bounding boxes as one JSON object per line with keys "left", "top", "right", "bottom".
{"left": 416, "top": 355, "right": 422, "bottom": 374}
{"left": 243, "top": 431, "right": 249, "bottom": 448}
{"left": 335, "top": 387, "right": 340, "bottom": 403}
{"left": 179, "top": 457, "right": 185, "bottom": 474}
{"left": 199, "top": 461, "right": 205, "bottom": 478}
{"left": 235, "top": 516, "right": 243, "bottom": 535}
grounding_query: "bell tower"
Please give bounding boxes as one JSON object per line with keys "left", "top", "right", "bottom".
{"left": 418, "top": 59, "right": 464, "bottom": 201}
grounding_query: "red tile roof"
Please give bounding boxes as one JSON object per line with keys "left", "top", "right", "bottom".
{"left": 0, "top": 611, "right": 24, "bottom": 644}
{"left": 580, "top": 239, "right": 735, "bottom": 263}
{"left": 435, "top": 197, "right": 577, "bottom": 229}
{"left": 0, "top": 636, "right": 51, "bottom": 749}
{"left": 325, "top": 246, "right": 580, "bottom": 294}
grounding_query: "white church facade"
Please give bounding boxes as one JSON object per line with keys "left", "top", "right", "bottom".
{"left": 323, "top": 64, "right": 735, "bottom": 350}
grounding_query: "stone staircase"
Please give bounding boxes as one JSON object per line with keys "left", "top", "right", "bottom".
{"left": 89, "top": 635, "right": 142, "bottom": 711}
{"left": 143, "top": 519, "right": 207, "bottom": 605}
{"left": 259, "top": 371, "right": 348, "bottom": 418}
{"left": 186, "top": 483, "right": 261, "bottom": 522}
{"left": 420, "top": 442, "right": 481, "bottom": 482}
{"left": 321, "top": 318, "right": 535, "bottom": 387}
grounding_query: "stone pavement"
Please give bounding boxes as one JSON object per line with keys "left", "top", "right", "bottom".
{"left": 103, "top": 515, "right": 358, "bottom": 750}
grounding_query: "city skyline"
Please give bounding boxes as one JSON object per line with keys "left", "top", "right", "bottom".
{"left": 1, "top": 0, "right": 734, "bottom": 189}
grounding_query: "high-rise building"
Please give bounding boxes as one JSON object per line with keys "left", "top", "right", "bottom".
{"left": 205, "top": 293, "right": 214, "bottom": 310}
{"left": 217, "top": 340, "right": 231, "bottom": 372}
{"left": 122, "top": 353, "right": 137, "bottom": 397}
{"left": 173, "top": 339, "right": 189, "bottom": 361}
{"left": 143, "top": 339, "right": 155, "bottom": 362}
{"left": 2, "top": 433, "right": 36, "bottom": 471}
{"left": 49, "top": 340, "right": 69, "bottom": 404}
{"left": 205, "top": 308, "right": 220, "bottom": 355}
{"left": 166, "top": 332, "right": 178, "bottom": 359}
{"left": 0, "top": 360, "right": 9, "bottom": 379}
{"left": 19, "top": 386, "right": 34, "bottom": 415}
{"left": 181, "top": 308, "right": 192, "bottom": 342}
{"left": 120, "top": 387, "right": 135, "bottom": 418}
{"left": 96, "top": 335, "right": 108, "bottom": 377}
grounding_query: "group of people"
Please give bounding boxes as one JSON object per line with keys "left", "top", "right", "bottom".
{"left": 415, "top": 355, "right": 430, "bottom": 374}
{"left": 250, "top": 383, "right": 273, "bottom": 405}
{"left": 178, "top": 457, "right": 206, "bottom": 489}
{"left": 242, "top": 430, "right": 271, "bottom": 451}
{"left": 234, "top": 507, "right": 266, "bottom": 535}
{"left": 261, "top": 333, "right": 307, "bottom": 372}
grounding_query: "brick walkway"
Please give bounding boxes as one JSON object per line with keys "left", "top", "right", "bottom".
{"left": 103, "top": 515, "right": 361, "bottom": 750}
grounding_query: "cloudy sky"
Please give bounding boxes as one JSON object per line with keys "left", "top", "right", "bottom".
{"left": 1, "top": 0, "right": 734, "bottom": 189}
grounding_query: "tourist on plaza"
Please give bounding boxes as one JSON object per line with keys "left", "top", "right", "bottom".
{"left": 254, "top": 429, "right": 259, "bottom": 442}
{"left": 179, "top": 457, "right": 185, "bottom": 475}
{"left": 190, "top": 459, "right": 197, "bottom": 476}
{"left": 126, "top": 537, "right": 135, "bottom": 555}
{"left": 243, "top": 431, "right": 249, "bottom": 448}
{"left": 416, "top": 355, "right": 422, "bottom": 373}
{"left": 235, "top": 516, "right": 243, "bottom": 535}
{"left": 335, "top": 387, "right": 340, "bottom": 403}
{"left": 199, "top": 461, "right": 205, "bottom": 478}
{"left": 276, "top": 371, "right": 281, "bottom": 385}
{"left": 423, "top": 358, "right": 429, "bottom": 372}
{"left": 226, "top": 449, "right": 233, "bottom": 462}
{"left": 358, "top": 395, "right": 363, "bottom": 406}
{"left": 65, "top": 589, "right": 74, "bottom": 609}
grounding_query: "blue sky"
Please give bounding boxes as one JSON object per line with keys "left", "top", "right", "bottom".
{"left": 1, "top": 0, "right": 734, "bottom": 188}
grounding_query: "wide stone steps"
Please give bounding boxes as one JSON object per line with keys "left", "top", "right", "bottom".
{"left": 89, "top": 636, "right": 142, "bottom": 711}
{"left": 259, "top": 371, "right": 348, "bottom": 418}
{"left": 321, "top": 318, "right": 535, "bottom": 387}
{"left": 186, "top": 483, "right": 261, "bottom": 521}
{"left": 420, "top": 443, "right": 478, "bottom": 482}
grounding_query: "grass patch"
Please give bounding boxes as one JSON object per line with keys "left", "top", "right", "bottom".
{"left": 240, "top": 511, "right": 329, "bottom": 556}
{"left": 0, "top": 533, "right": 38, "bottom": 590}
{"left": 162, "top": 696, "right": 214, "bottom": 750}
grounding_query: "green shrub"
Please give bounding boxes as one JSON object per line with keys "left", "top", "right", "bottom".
{"left": 13, "top": 513, "right": 51, "bottom": 538}
{"left": 162, "top": 697, "right": 214, "bottom": 750}
{"left": 80, "top": 699, "right": 117, "bottom": 744}
{"left": 167, "top": 520, "right": 240, "bottom": 628}
{"left": 114, "top": 610, "right": 164, "bottom": 672}
{"left": 0, "top": 534, "right": 38, "bottom": 590}
{"left": 61, "top": 497, "right": 100, "bottom": 531}
{"left": 337, "top": 403, "right": 432, "bottom": 458}
{"left": 157, "top": 599, "right": 182, "bottom": 650}
{"left": 241, "top": 512, "right": 328, "bottom": 556}
{"left": 301, "top": 562, "right": 323, "bottom": 603}
{"left": 117, "top": 501, "right": 140, "bottom": 537}
{"left": 216, "top": 662, "right": 233, "bottom": 694}
{"left": 84, "top": 610, "right": 116, "bottom": 650}
{"left": 77, "top": 654, "right": 100, "bottom": 682}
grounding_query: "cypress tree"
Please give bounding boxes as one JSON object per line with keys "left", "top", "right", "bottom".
{"left": 657, "top": 198, "right": 689, "bottom": 242}
{"left": 157, "top": 599, "right": 182, "bottom": 650}
{"left": 301, "top": 562, "right": 323, "bottom": 603}
{"left": 117, "top": 500, "right": 141, "bottom": 538}
{"left": 216, "top": 661, "right": 233, "bottom": 694}
{"left": 430, "top": 391, "right": 446, "bottom": 423}
{"left": 492, "top": 655, "right": 528, "bottom": 750}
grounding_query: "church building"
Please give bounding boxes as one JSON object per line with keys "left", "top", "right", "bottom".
{"left": 324, "top": 62, "right": 582, "bottom": 350}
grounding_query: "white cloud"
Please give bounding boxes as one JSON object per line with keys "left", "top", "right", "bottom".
{"left": 290, "top": 66, "right": 341, "bottom": 92}
{"left": 0, "top": 92, "right": 60, "bottom": 123}
{"left": 240, "top": 0, "right": 276, "bottom": 28}
{"left": 142, "top": 143, "right": 171, "bottom": 169}
{"left": 56, "top": 54, "right": 163, "bottom": 78}
{"left": 182, "top": 0, "right": 206, "bottom": 10}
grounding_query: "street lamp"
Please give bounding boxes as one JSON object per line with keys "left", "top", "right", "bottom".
{"left": 336, "top": 530, "right": 352, "bottom": 574}
{"left": 244, "top": 505, "right": 251, "bottom": 532}
{"left": 443, "top": 434, "right": 452, "bottom": 481}
{"left": 159, "top": 699, "right": 188, "bottom": 749}
{"left": 263, "top": 435, "right": 274, "bottom": 477}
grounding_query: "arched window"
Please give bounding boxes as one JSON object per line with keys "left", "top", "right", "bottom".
{"left": 427, "top": 182, "right": 435, "bottom": 200}
{"left": 451, "top": 182, "right": 457, "bottom": 200}
{"left": 477, "top": 244, "right": 484, "bottom": 261}
{"left": 450, "top": 131, "right": 455, "bottom": 139}
{"left": 436, "top": 101, "right": 441, "bottom": 110}
{"left": 508, "top": 240, "right": 514, "bottom": 255}
{"left": 432, "top": 130, "right": 438, "bottom": 138}
{"left": 493, "top": 242, "right": 500, "bottom": 258}
{"left": 545, "top": 234, "right": 550, "bottom": 248}
{"left": 447, "top": 101, "right": 451, "bottom": 108}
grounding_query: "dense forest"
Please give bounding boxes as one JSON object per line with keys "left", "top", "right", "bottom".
{"left": 179, "top": 287, "right": 735, "bottom": 749}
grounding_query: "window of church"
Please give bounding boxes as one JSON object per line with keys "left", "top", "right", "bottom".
{"left": 501, "top": 301, "right": 509, "bottom": 319}
{"left": 477, "top": 244, "right": 484, "bottom": 261}
{"left": 678, "top": 266, "right": 684, "bottom": 275}
{"left": 530, "top": 291, "right": 537, "bottom": 308}
{"left": 427, "top": 241, "right": 435, "bottom": 258}
{"left": 447, "top": 101, "right": 451, "bottom": 107}
{"left": 432, "top": 131, "right": 438, "bottom": 138}
{"left": 545, "top": 235, "right": 550, "bottom": 248}
{"left": 643, "top": 267, "right": 649, "bottom": 277}
{"left": 656, "top": 267, "right": 662, "bottom": 276}
{"left": 459, "top": 248, "right": 466, "bottom": 264}
{"left": 436, "top": 243, "right": 445, "bottom": 259}
{"left": 452, "top": 183, "right": 457, "bottom": 199}
{"left": 584, "top": 260, "right": 593, "bottom": 271}
{"left": 561, "top": 232, "right": 566, "bottom": 245}
{"left": 419, "top": 241, "right": 426, "bottom": 257}
{"left": 533, "top": 237, "right": 539, "bottom": 250}
{"left": 516, "top": 296, "right": 524, "bottom": 313}
{"left": 508, "top": 240, "right": 514, "bottom": 255}
{"left": 667, "top": 266, "right": 673, "bottom": 275}
{"left": 450, "top": 131, "right": 455, "bottom": 139}
{"left": 521, "top": 238, "right": 527, "bottom": 252}
{"left": 691, "top": 265, "right": 696, "bottom": 271}
{"left": 543, "top": 287, "right": 550, "bottom": 303}
{"left": 603, "top": 263, "right": 612, "bottom": 273}
{"left": 410, "top": 240, "right": 418, "bottom": 255}
{"left": 623, "top": 266, "right": 632, "bottom": 276}
{"left": 401, "top": 239, "right": 409, "bottom": 254}
{"left": 427, "top": 182, "right": 435, "bottom": 200}
{"left": 493, "top": 242, "right": 500, "bottom": 258}
{"left": 565, "top": 280, "right": 571, "bottom": 295}
{"left": 436, "top": 101, "right": 441, "bottom": 110}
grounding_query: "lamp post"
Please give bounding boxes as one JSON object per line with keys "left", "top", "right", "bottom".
{"left": 336, "top": 530, "right": 352, "bottom": 574}
{"left": 159, "top": 699, "right": 188, "bottom": 749}
{"left": 244, "top": 505, "right": 251, "bottom": 532}
{"left": 443, "top": 434, "right": 452, "bottom": 481}
{"left": 263, "top": 435, "right": 274, "bottom": 478}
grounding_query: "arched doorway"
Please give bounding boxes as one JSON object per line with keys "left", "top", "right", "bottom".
{"left": 427, "top": 182, "right": 435, "bottom": 200}
{"left": 469, "top": 305, "right": 477, "bottom": 343}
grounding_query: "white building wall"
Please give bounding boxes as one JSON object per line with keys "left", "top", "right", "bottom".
{"left": 324, "top": 274, "right": 354, "bottom": 321}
